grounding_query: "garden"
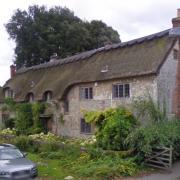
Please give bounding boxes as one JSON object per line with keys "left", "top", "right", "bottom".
{"left": 1, "top": 97, "right": 180, "bottom": 179}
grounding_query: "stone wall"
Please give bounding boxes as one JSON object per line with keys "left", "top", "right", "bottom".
{"left": 157, "top": 40, "right": 178, "bottom": 116}
{"left": 41, "top": 41, "right": 179, "bottom": 137}
{"left": 54, "top": 75, "right": 158, "bottom": 138}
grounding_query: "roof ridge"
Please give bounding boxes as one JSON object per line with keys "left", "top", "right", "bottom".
{"left": 17, "top": 29, "right": 170, "bottom": 74}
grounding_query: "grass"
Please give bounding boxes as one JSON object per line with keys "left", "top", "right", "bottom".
{"left": 0, "top": 135, "right": 141, "bottom": 180}
{"left": 28, "top": 153, "right": 68, "bottom": 180}
{"left": 28, "top": 152, "right": 106, "bottom": 180}
{"left": 28, "top": 152, "right": 109, "bottom": 180}
{"left": 27, "top": 148, "right": 140, "bottom": 180}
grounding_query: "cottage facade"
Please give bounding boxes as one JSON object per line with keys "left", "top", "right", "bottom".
{"left": 0, "top": 11, "right": 180, "bottom": 138}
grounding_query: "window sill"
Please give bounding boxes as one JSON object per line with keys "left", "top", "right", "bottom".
{"left": 80, "top": 132, "right": 93, "bottom": 135}
{"left": 112, "top": 97, "right": 130, "bottom": 99}
{"left": 64, "top": 112, "right": 69, "bottom": 115}
{"left": 80, "top": 99, "right": 94, "bottom": 101}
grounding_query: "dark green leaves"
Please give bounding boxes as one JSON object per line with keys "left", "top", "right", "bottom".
{"left": 5, "top": 5, "right": 120, "bottom": 68}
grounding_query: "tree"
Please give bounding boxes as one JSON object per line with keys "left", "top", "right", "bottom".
{"left": 87, "top": 20, "right": 120, "bottom": 49}
{"left": 5, "top": 5, "right": 120, "bottom": 69}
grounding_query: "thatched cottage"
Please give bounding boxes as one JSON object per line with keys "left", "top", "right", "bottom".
{"left": 1, "top": 10, "right": 180, "bottom": 138}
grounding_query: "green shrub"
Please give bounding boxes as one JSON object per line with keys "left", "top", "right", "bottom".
{"left": 4, "top": 118, "right": 15, "bottom": 129}
{"left": 39, "top": 142, "right": 60, "bottom": 152}
{"left": 2, "top": 101, "right": 46, "bottom": 135}
{"left": 14, "top": 135, "right": 33, "bottom": 151}
{"left": 15, "top": 103, "right": 33, "bottom": 134}
{"left": 28, "top": 127, "right": 43, "bottom": 134}
{"left": 32, "top": 102, "right": 46, "bottom": 132}
{"left": 39, "top": 151, "right": 50, "bottom": 158}
{"left": 85, "top": 107, "right": 138, "bottom": 150}
{"left": 2, "top": 98, "right": 17, "bottom": 112}
{"left": 132, "top": 94, "right": 167, "bottom": 123}
{"left": 73, "top": 156, "right": 138, "bottom": 178}
{"left": 39, "top": 151, "right": 63, "bottom": 159}
{"left": 126, "top": 119, "right": 180, "bottom": 159}
{"left": 87, "top": 147, "right": 105, "bottom": 159}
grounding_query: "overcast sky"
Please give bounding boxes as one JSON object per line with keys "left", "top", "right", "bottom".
{"left": 0, "top": 0, "right": 179, "bottom": 86}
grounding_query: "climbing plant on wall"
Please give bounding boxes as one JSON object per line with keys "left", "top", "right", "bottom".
{"left": 32, "top": 102, "right": 46, "bottom": 133}
{"left": 2, "top": 98, "right": 46, "bottom": 134}
{"left": 84, "top": 107, "right": 139, "bottom": 150}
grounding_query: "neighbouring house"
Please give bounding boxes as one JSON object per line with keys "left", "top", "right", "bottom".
{"left": 0, "top": 9, "right": 180, "bottom": 138}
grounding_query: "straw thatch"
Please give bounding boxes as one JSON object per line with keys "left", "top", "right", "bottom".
{"left": 3, "top": 29, "right": 176, "bottom": 102}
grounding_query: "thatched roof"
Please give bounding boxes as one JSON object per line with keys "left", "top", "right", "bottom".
{"left": 3, "top": 29, "right": 176, "bottom": 102}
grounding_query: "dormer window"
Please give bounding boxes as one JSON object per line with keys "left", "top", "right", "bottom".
{"left": 4, "top": 88, "right": 14, "bottom": 98}
{"left": 26, "top": 93, "right": 34, "bottom": 103}
{"left": 43, "top": 91, "right": 52, "bottom": 102}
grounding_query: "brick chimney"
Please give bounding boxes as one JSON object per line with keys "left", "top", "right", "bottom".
{"left": 10, "top": 65, "right": 16, "bottom": 78}
{"left": 172, "top": 9, "right": 180, "bottom": 116}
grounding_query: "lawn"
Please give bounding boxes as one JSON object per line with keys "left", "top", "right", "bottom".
{"left": 28, "top": 152, "right": 119, "bottom": 180}
{"left": 27, "top": 147, "right": 140, "bottom": 180}
{"left": 28, "top": 153, "right": 69, "bottom": 180}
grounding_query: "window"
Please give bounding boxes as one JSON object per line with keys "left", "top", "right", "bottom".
{"left": 173, "top": 49, "right": 178, "bottom": 60}
{"left": 80, "top": 87, "right": 93, "bottom": 99}
{"left": 112, "top": 84, "right": 130, "bottom": 98}
{"left": 4, "top": 88, "right": 13, "bottom": 98}
{"left": 26, "top": 93, "right": 34, "bottom": 102}
{"left": 80, "top": 119, "right": 91, "bottom": 134}
{"left": 43, "top": 91, "right": 52, "bottom": 102}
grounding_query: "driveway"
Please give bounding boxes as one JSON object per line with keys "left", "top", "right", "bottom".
{"left": 126, "top": 161, "right": 180, "bottom": 180}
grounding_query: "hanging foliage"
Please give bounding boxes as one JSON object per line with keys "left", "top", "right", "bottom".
{"left": 84, "top": 107, "right": 139, "bottom": 150}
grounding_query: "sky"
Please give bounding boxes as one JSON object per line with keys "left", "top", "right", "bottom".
{"left": 0, "top": 0, "right": 179, "bottom": 86}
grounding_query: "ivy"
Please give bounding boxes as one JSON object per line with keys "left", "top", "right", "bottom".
{"left": 1, "top": 99, "right": 46, "bottom": 134}
{"left": 1, "top": 98, "right": 17, "bottom": 112}
{"left": 32, "top": 102, "right": 46, "bottom": 132}
{"left": 16, "top": 103, "right": 33, "bottom": 134}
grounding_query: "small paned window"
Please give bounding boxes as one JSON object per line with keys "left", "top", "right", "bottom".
{"left": 173, "top": 49, "right": 178, "bottom": 60}
{"left": 113, "top": 84, "right": 130, "bottom": 98}
{"left": 80, "top": 87, "right": 93, "bottom": 99}
{"left": 124, "top": 84, "right": 130, "bottom": 97}
{"left": 80, "top": 119, "right": 91, "bottom": 134}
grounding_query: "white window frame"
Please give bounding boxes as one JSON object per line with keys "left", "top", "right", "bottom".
{"left": 80, "top": 86, "right": 93, "bottom": 100}
{"left": 112, "top": 83, "right": 130, "bottom": 99}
